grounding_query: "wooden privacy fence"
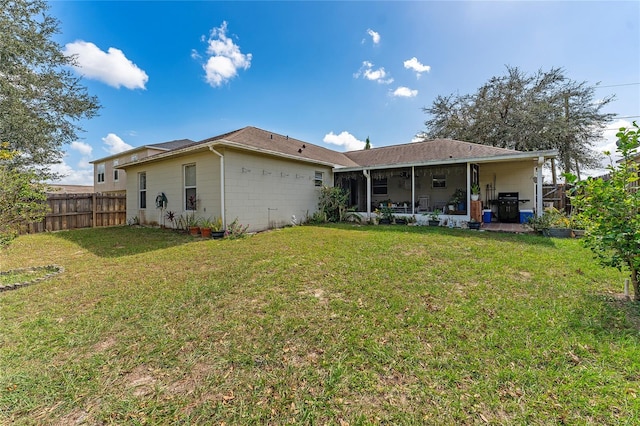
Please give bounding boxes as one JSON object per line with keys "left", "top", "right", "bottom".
{"left": 27, "top": 193, "right": 126, "bottom": 233}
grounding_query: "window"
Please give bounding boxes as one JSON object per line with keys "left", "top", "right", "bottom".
{"left": 432, "top": 175, "right": 446, "bottom": 188}
{"left": 113, "top": 160, "right": 119, "bottom": 182}
{"left": 373, "top": 178, "right": 387, "bottom": 195}
{"left": 131, "top": 154, "right": 138, "bottom": 162}
{"left": 139, "top": 172, "right": 147, "bottom": 209}
{"left": 97, "top": 163, "right": 105, "bottom": 183}
{"left": 314, "top": 171, "right": 323, "bottom": 187}
{"left": 184, "top": 164, "right": 196, "bottom": 210}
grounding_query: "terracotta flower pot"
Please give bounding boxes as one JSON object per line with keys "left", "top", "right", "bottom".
{"left": 200, "top": 227, "right": 212, "bottom": 238}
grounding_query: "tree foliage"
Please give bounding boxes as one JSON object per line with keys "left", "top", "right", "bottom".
{"left": 0, "top": 143, "right": 49, "bottom": 246}
{"left": 422, "top": 66, "right": 615, "bottom": 176}
{"left": 566, "top": 122, "right": 640, "bottom": 301}
{"left": 0, "top": 0, "right": 100, "bottom": 178}
{"left": 317, "top": 185, "right": 350, "bottom": 223}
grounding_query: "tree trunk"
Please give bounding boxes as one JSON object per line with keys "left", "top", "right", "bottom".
{"left": 632, "top": 267, "right": 639, "bottom": 302}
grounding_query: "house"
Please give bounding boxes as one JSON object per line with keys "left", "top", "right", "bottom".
{"left": 111, "top": 126, "right": 557, "bottom": 232}
{"left": 47, "top": 184, "right": 94, "bottom": 194}
{"left": 90, "top": 139, "right": 194, "bottom": 194}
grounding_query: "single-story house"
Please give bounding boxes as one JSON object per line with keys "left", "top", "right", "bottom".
{"left": 111, "top": 126, "right": 557, "bottom": 232}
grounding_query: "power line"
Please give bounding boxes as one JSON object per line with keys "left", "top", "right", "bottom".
{"left": 595, "top": 82, "right": 640, "bottom": 88}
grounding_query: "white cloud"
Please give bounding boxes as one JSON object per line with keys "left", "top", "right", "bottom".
{"left": 354, "top": 61, "right": 393, "bottom": 84}
{"left": 577, "top": 119, "right": 631, "bottom": 178}
{"left": 197, "top": 21, "right": 252, "bottom": 87}
{"left": 392, "top": 86, "right": 418, "bottom": 98}
{"left": 367, "top": 28, "right": 381, "bottom": 44}
{"left": 48, "top": 160, "right": 94, "bottom": 186}
{"left": 63, "top": 41, "right": 148, "bottom": 89}
{"left": 323, "top": 131, "right": 366, "bottom": 151}
{"left": 102, "top": 133, "right": 133, "bottom": 155}
{"left": 69, "top": 141, "right": 93, "bottom": 156}
{"left": 403, "top": 57, "right": 431, "bottom": 78}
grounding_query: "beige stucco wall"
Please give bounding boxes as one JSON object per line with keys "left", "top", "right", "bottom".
{"left": 222, "top": 149, "right": 332, "bottom": 231}
{"left": 124, "top": 150, "right": 221, "bottom": 227}
{"left": 124, "top": 147, "right": 332, "bottom": 232}
{"left": 479, "top": 160, "right": 537, "bottom": 210}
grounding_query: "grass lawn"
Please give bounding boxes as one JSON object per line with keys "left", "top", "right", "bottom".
{"left": 1, "top": 224, "right": 639, "bottom": 424}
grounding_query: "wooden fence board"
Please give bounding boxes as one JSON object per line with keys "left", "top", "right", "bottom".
{"left": 25, "top": 193, "right": 126, "bottom": 234}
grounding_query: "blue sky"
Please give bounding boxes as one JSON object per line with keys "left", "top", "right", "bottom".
{"left": 49, "top": 1, "right": 640, "bottom": 185}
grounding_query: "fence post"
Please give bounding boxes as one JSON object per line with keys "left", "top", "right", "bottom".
{"left": 92, "top": 193, "right": 97, "bottom": 228}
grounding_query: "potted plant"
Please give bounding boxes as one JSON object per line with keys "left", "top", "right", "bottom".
{"left": 470, "top": 184, "right": 481, "bottom": 201}
{"left": 395, "top": 216, "right": 407, "bottom": 225}
{"left": 209, "top": 217, "right": 224, "bottom": 239}
{"left": 378, "top": 205, "right": 394, "bottom": 225}
{"left": 467, "top": 218, "right": 481, "bottom": 230}
{"left": 199, "top": 217, "right": 214, "bottom": 238}
{"left": 186, "top": 215, "right": 201, "bottom": 236}
{"left": 526, "top": 208, "right": 572, "bottom": 238}
{"left": 450, "top": 188, "right": 466, "bottom": 211}
{"left": 426, "top": 209, "right": 441, "bottom": 226}
{"left": 570, "top": 213, "right": 587, "bottom": 238}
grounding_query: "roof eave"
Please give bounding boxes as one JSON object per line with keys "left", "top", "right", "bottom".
{"left": 89, "top": 145, "right": 172, "bottom": 164}
{"left": 117, "top": 139, "right": 348, "bottom": 169}
{"left": 334, "top": 149, "right": 558, "bottom": 173}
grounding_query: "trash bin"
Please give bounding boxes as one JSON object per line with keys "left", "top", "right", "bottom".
{"left": 483, "top": 209, "right": 492, "bottom": 223}
{"left": 519, "top": 209, "right": 534, "bottom": 224}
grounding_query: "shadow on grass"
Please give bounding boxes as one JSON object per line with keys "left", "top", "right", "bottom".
{"left": 52, "top": 225, "right": 197, "bottom": 258}
{"left": 325, "top": 222, "right": 557, "bottom": 247}
{"left": 573, "top": 293, "right": 640, "bottom": 337}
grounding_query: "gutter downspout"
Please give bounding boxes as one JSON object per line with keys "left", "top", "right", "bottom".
{"left": 209, "top": 146, "right": 226, "bottom": 229}
{"left": 363, "top": 169, "right": 371, "bottom": 220}
{"left": 536, "top": 156, "right": 544, "bottom": 217}
{"left": 411, "top": 166, "right": 415, "bottom": 215}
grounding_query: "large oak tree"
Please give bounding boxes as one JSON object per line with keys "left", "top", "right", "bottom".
{"left": 0, "top": 0, "right": 100, "bottom": 179}
{"left": 422, "top": 67, "right": 615, "bottom": 179}
{"left": 0, "top": 0, "right": 100, "bottom": 245}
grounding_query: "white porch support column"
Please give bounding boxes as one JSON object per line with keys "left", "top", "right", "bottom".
{"left": 363, "top": 169, "right": 371, "bottom": 219}
{"left": 466, "top": 162, "right": 471, "bottom": 219}
{"left": 411, "top": 166, "right": 416, "bottom": 214}
{"left": 208, "top": 146, "right": 226, "bottom": 229}
{"left": 536, "top": 156, "right": 544, "bottom": 217}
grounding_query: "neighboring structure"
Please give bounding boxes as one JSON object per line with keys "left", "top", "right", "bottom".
{"left": 111, "top": 126, "right": 557, "bottom": 232}
{"left": 47, "top": 184, "right": 94, "bottom": 194}
{"left": 90, "top": 139, "right": 194, "bottom": 194}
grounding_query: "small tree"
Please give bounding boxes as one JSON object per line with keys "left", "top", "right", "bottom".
{"left": 365, "top": 137, "right": 371, "bottom": 150}
{"left": 565, "top": 122, "right": 640, "bottom": 300}
{"left": 317, "top": 185, "right": 350, "bottom": 223}
{"left": 0, "top": 144, "right": 49, "bottom": 247}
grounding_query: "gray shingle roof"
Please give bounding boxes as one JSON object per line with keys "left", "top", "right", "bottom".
{"left": 200, "top": 126, "right": 360, "bottom": 167}
{"left": 343, "top": 138, "right": 522, "bottom": 167}
{"left": 147, "top": 139, "right": 195, "bottom": 151}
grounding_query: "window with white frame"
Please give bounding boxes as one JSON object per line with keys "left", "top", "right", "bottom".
{"left": 97, "top": 163, "right": 105, "bottom": 183}
{"left": 131, "top": 154, "right": 138, "bottom": 162}
{"left": 113, "top": 159, "right": 119, "bottom": 182}
{"left": 139, "top": 172, "right": 147, "bottom": 209}
{"left": 314, "top": 171, "right": 324, "bottom": 187}
{"left": 373, "top": 178, "right": 387, "bottom": 195}
{"left": 184, "top": 164, "right": 197, "bottom": 210}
